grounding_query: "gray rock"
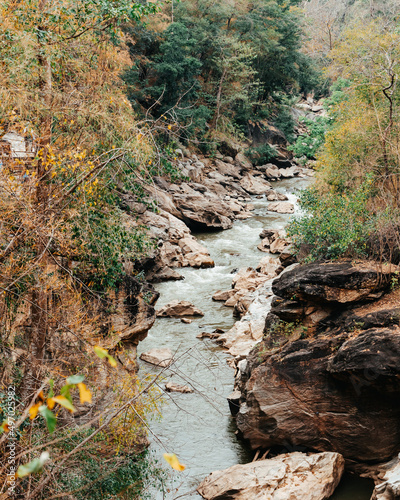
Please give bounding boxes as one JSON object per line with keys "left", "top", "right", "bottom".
{"left": 197, "top": 452, "right": 344, "bottom": 500}
{"left": 140, "top": 348, "right": 173, "bottom": 368}
{"left": 157, "top": 300, "right": 204, "bottom": 317}
{"left": 165, "top": 382, "right": 194, "bottom": 393}
{"left": 268, "top": 201, "right": 295, "bottom": 214}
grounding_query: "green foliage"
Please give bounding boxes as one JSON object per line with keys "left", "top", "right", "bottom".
{"left": 271, "top": 94, "right": 297, "bottom": 143}
{"left": 245, "top": 144, "right": 277, "bottom": 166}
{"left": 57, "top": 444, "right": 167, "bottom": 499}
{"left": 289, "top": 79, "right": 350, "bottom": 161}
{"left": 147, "top": 22, "right": 202, "bottom": 114}
{"left": 71, "top": 208, "right": 151, "bottom": 290}
{"left": 125, "top": 0, "right": 323, "bottom": 143}
{"left": 288, "top": 178, "right": 374, "bottom": 261}
{"left": 289, "top": 116, "right": 331, "bottom": 160}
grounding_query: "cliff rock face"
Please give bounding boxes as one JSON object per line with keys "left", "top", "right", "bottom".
{"left": 235, "top": 261, "right": 400, "bottom": 463}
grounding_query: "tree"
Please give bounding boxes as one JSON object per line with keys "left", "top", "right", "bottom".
{"left": 290, "top": 18, "right": 400, "bottom": 262}
{"left": 0, "top": 0, "right": 173, "bottom": 496}
{"left": 125, "top": 0, "right": 321, "bottom": 142}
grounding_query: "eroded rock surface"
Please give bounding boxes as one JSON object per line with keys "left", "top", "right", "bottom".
{"left": 234, "top": 261, "right": 400, "bottom": 462}
{"left": 156, "top": 300, "right": 204, "bottom": 317}
{"left": 273, "top": 261, "right": 397, "bottom": 304}
{"left": 140, "top": 348, "right": 173, "bottom": 367}
{"left": 197, "top": 451, "right": 344, "bottom": 500}
{"left": 268, "top": 201, "right": 295, "bottom": 214}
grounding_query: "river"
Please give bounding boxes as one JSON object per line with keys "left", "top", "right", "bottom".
{"left": 137, "top": 176, "right": 374, "bottom": 499}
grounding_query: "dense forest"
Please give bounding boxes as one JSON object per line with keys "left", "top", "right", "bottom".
{"left": 1, "top": 0, "right": 400, "bottom": 498}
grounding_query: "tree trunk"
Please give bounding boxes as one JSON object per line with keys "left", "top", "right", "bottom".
{"left": 24, "top": 0, "right": 53, "bottom": 397}
{"left": 212, "top": 67, "right": 227, "bottom": 130}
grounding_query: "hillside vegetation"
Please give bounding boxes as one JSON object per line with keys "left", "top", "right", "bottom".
{"left": 2, "top": 0, "right": 400, "bottom": 496}
{"left": 0, "top": 0, "right": 320, "bottom": 497}
{"left": 289, "top": 3, "right": 400, "bottom": 262}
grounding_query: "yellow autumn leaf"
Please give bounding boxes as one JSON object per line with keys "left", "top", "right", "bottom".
{"left": 29, "top": 403, "right": 41, "bottom": 419}
{"left": 1, "top": 421, "right": 10, "bottom": 432}
{"left": 107, "top": 355, "right": 117, "bottom": 368}
{"left": 77, "top": 383, "right": 92, "bottom": 404}
{"left": 49, "top": 396, "right": 76, "bottom": 413}
{"left": 93, "top": 345, "right": 117, "bottom": 367}
{"left": 47, "top": 398, "right": 56, "bottom": 410}
{"left": 163, "top": 453, "right": 186, "bottom": 471}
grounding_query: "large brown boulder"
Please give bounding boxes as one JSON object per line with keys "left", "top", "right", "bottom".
{"left": 173, "top": 193, "right": 233, "bottom": 230}
{"left": 268, "top": 201, "right": 295, "bottom": 214}
{"left": 197, "top": 452, "right": 344, "bottom": 500}
{"left": 272, "top": 261, "right": 398, "bottom": 305}
{"left": 236, "top": 327, "right": 400, "bottom": 462}
{"left": 240, "top": 173, "right": 272, "bottom": 195}
{"left": 234, "top": 261, "right": 400, "bottom": 463}
{"left": 140, "top": 348, "right": 173, "bottom": 368}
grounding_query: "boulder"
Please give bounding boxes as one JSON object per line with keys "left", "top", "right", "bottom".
{"left": 264, "top": 164, "right": 282, "bottom": 179}
{"left": 165, "top": 382, "right": 194, "bottom": 393}
{"left": 279, "top": 244, "right": 297, "bottom": 267}
{"left": 235, "top": 152, "right": 253, "bottom": 171}
{"left": 179, "top": 237, "right": 214, "bottom": 268}
{"left": 248, "top": 120, "right": 287, "bottom": 147}
{"left": 240, "top": 174, "right": 272, "bottom": 195}
{"left": 232, "top": 267, "right": 270, "bottom": 293}
{"left": 214, "top": 159, "right": 241, "bottom": 179}
{"left": 268, "top": 201, "right": 295, "bottom": 214}
{"left": 185, "top": 252, "right": 215, "bottom": 268}
{"left": 151, "top": 267, "right": 184, "bottom": 282}
{"left": 372, "top": 455, "right": 400, "bottom": 499}
{"left": 173, "top": 193, "right": 233, "bottom": 230}
{"left": 197, "top": 452, "right": 344, "bottom": 500}
{"left": 217, "top": 313, "right": 266, "bottom": 357}
{"left": 256, "top": 255, "right": 281, "bottom": 276}
{"left": 259, "top": 228, "right": 279, "bottom": 240}
{"left": 233, "top": 293, "right": 254, "bottom": 317}
{"left": 219, "top": 138, "right": 242, "bottom": 158}
{"left": 212, "top": 290, "right": 235, "bottom": 302}
{"left": 257, "top": 237, "right": 271, "bottom": 253}
{"left": 145, "top": 186, "right": 181, "bottom": 218}
{"left": 159, "top": 241, "right": 185, "bottom": 268}
{"left": 279, "top": 166, "right": 301, "bottom": 178}
{"left": 140, "top": 348, "right": 173, "bottom": 368}
{"left": 272, "top": 261, "right": 398, "bottom": 305}
{"left": 270, "top": 237, "right": 291, "bottom": 254}
{"left": 156, "top": 300, "right": 204, "bottom": 317}
{"left": 236, "top": 326, "right": 400, "bottom": 461}
{"left": 266, "top": 190, "right": 288, "bottom": 201}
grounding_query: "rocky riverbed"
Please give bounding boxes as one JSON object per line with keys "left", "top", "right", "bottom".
{"left": 112, "top": 132, "right": 400, "bottom": 499}
{"left": 126, "top": 132, "right": 396, "bottom": 497}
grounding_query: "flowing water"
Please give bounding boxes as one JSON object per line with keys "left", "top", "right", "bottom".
{"left": 137, "top": 177, "right": 374, "bottom": 499}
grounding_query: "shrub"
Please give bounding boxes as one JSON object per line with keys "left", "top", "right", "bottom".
{"left": 289, "top": 115, "right": 331, "bottom": 160}
{"left": 57, "top": 444, "right": 167, "bottom": 499}
{"left": 245, "top": 143, "right": 277, "bottom": 166}
{"left": 288, "top": 178, "right": 374, "bottom": 261}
